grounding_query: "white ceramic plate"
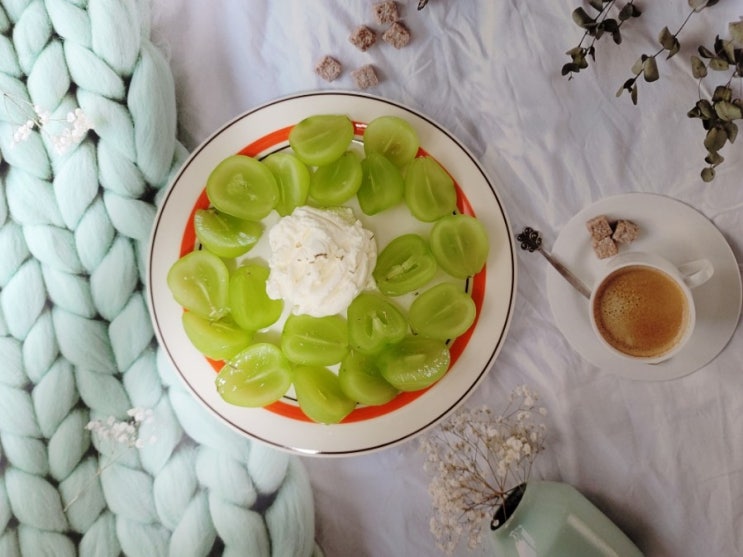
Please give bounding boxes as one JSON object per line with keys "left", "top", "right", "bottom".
{"left": 147, "top": 91, "right": 516, "bottom": 455}
{"left": 546, "top": 193, "right": 741, "bottom": 381}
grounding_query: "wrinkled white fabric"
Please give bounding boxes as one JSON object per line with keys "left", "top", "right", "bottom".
{"left": 151, "top": 2, "right": 743, "bottom": 556}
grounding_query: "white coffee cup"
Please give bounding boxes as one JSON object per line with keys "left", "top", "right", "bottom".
{"left": 589, "top": 252, "right": 714, "bottom": 364}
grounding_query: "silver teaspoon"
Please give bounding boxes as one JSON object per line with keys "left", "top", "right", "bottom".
{"left": 516, "top": 226, "right": 591, "bottom": 299}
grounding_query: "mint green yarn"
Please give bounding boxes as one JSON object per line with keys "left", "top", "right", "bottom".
{"left": 0, "top": 0, "right": 316, "bottom": 555}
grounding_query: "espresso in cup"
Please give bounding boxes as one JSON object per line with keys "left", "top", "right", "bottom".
{"left": 591, "top": 265, "right": 690, "bottom": 359}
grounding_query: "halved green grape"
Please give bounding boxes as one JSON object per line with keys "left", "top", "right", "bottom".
{"left": 289, "top": 114, "right": 354, "bottom": 167}
{"left": 357, "top": 152, "right": 405, "bottom": 215}
{"left": 182, "top": 312, "right": 252, "bottom": 361}
{"left": 293, "top": 365, "right": 356, "bottom": 424}
{"left": 281, "top": 314, "right": 349, "bottom": 366}
{"left": 373, "top": 234, "right": 438, "bottom": 296}
{"left": 339, "top": 350, "right": 399, "bottom": 406}
{"left": 309, "top": 151, "right": 362, "bottom": 205}
{"left": 215, "top": 343, "right": 292, "bottom": 407}
{"left": 167, "top": 250, "right": 229, "bottom": 320}
{"left": 229, "top": 264, "right": 283, "bottom": 331}
{"left": 206, "top": 155, "right": 279, "bottom": 220}
{"left": 409, "top": 282, "right": 476, "bottom": 340}
{"left": 378, "top": 336, "right": 451, "bottom": 392}
{"left": 363, "top": 115, "right": 420, "bottom": 167}
{"left": 262, "top": 152, "right": 310, "bottom": 216}
{"left": 194, "top": 208, "right": 263, "bottom": 258}
{"left": 347, "top": 292, "right": 408, "bottom": 354}
{"left": 430, "top": 214, "right": 490, "bottom": 278}
{"left": 403, "top": 156, "right": 457, "bottom": 222}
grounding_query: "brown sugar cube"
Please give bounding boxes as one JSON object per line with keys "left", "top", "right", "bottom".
{"left": 612, "top": 219, "right": 640, "bottom": 244}
{"left": 349, "top": 25, "right": 377, "bottom": 51}
{"left": 585, "top": 214, "right": 613, "bottom": 242}
{"left": 352, "top": 64, "right": 379, "bottom": 89}
{"left": 382, "top": 21, "right": 411, "bottom": 49}
{"left": 373, "top": 1, "right": 399, "bottom": 25}
{"left": 592, "top": 237, "right": 618, "bottom": 259}
{"left": 315, "top": 55, "right": 342, "bottom": 82}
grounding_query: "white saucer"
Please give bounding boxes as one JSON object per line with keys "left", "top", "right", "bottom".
{"left": 546, "top": 193, "right": 742, "bottom": 381}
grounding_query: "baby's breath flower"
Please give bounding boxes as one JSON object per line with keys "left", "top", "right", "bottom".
{"left": 420, "top": 385, "right": 547, "bottom": 554}
{"left": 3, "top": 91, "right": 93, "bottom": 154}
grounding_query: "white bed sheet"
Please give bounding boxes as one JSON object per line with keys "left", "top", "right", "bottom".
{"left": 151, "top": 2, "right": 743, "bottom": 556}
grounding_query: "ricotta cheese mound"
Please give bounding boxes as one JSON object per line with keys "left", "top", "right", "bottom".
{"left": 265, "top": 206, "right": 377, "bottom": 317}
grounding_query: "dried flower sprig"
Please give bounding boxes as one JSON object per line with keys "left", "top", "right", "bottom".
{"left": 616, "top": 0, "right": 720, "bottom": 105}
{"left": 687, "top": 21, "right": 743, "bottom": 182}
{"left": 64, "top": 408, "right": 156, "bottom": 512}
{"left": 563, "top": 0, "right": 642, "bottom": 80}
{"left": 420, "top": 385, "right": 547, "bottom": 554}
{"left": 3, "top": 92, "right": 93, "bottom": 155}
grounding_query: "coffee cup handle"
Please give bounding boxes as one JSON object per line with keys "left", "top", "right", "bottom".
{"left": 678, "top": 258, "right": 714, "bottom": 289}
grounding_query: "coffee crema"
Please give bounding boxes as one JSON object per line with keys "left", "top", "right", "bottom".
{"left": 592, "top": 265, "right": 689, "bottom": 359}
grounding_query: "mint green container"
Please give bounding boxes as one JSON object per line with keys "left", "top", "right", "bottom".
{"left": 488, "top": 481, "right": 644, "bottom": 557}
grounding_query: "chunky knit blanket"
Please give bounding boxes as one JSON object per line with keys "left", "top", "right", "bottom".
{"left": 0, "top": 1, "right": 315, "bottom": 556}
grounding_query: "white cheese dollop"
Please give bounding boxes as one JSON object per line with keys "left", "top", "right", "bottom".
{"left": 265, "top": 206, "right": 377, "bottom": 317}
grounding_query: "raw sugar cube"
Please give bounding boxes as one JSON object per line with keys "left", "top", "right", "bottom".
{"left": 612, "top": 219, "right": 640, "bottom": 244}
{"left": 315, "top": 55, "right": 342, "bottom": 82}
{"left": 592, "top": 236, "right": 618, "bottom": 259}
{"left": 352, "top": 64, "right": 379, "bottom": 89}
{"left": 349, "top": 25, "right": 377, "bottom": 51}
{"left": 382, "top": 21, "right": 411, "bottom": 49}
{"left": 373, "top": 1, "right": 399, "bottom": 25}
{"left": 585, "top": 214, "right": 613, "bottom": 242}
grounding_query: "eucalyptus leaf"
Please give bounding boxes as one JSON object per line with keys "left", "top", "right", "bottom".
{"left": 631, "top": 55, "right": 647, "bottom": 75}
{"left": 715, "top": 101, "right": 743, "bottom": 122}
{"left": 730, "top": 21, "right": 743, "bottom": 47}
{"left": 659, "top": 27, "right": 676, "bottom": 50}
{"left": 710, "top": 57, "right": 730, "bottom": 71}
{"left": 630, "top": 5, "right": 642, "bottom": 17}
{"left": 618, "top": 4, "right": 634, "bottom": 21}
{"left": 666, "top": 38, "right": 681, "bottom": 59}
{"left": 712, "top": 86, "right": 732, "bottom": 103}
{"left": 706, "top": 0, "right": 720, "bottom": 7}
{"left": 697, "top": 99, "right": 714, "bottom": 119}
{"left": 562, "top": 63, "right": 580, "bottom": 76}
{"left": 588, "top": 0, "right": 603, "bottom": 11}
{"left": 572, "top": 7, "right": 594, "bottom": 29}
{"left": 688, "top": 0, "right": 707, "bottom": 9}
{"left": 687, "top": 106, "right": 702, "bottom": 119}
{"left": 701, "top": 167, "right": 715, "bottom": 182}
{"left": 643, "top": 57, "right": 659, "bottom": 82}
{"left": 631, "top": 84, "right": 638, "bottom": 105}
{"left": 698, "top": 45, "right": 715, "bottom": 59}
{"left": 722, "top": 39, "right": 736, "bottom": 63}
{"left": 705, "top": 151, "right": 724, "bottom": 165}
{"left": 704, "top": 126, "right": 727, "bottom": 152}
{"left": 723, "top": 121, "right": 738, "bottom": 143}
{"left": 691, "top": 55, "right": 707, "bottom": 78}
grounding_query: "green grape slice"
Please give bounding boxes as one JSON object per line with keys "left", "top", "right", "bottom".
{"left": 215, "top": 343, "right": 292, "bottom": 407}
{"left": 206, "top": 154, "right": 279, "bottom": 220}
{"left": 347, "top": 292, "right": 408, "bottom": 354}
{"left": 281, "top": 314, "right": 349, "bottom": 366}
{"left": 357, "top": 152, "right": 405, "bottom": 215}
{"left": 408, "top": 282, "right": 476, "bottom": 340}
{"left": 403, "top": 156, "right": 457, "bottom": 222}
{"left": 262, "top": 152, "right": 310, "bottom": 216}
{"left": 378, "top": 336, "right": 451, "bottom": 392}
{"left": 289, "top": 114, "right": 354, "bottom": 167}
{"left": 182, "top": 312, "right": 253, "bottom": 361}
{"left": 309, "top": 150, "right": 363, "bottom": 205}
{"left": 430, "top": 214, "right": 490, "bottom": 278}
{"left": 167, "top": 250, "right": 229, "bottom": 320}
{"left": 194, "top": 208, "right": 263, "bottom": 259}
{"left": 373, "top": 234, "right": 438, "bottom": 296}
{"left": 363, "top": 115, "right": 420, "bottom": 167}
{"left": 228, "top": 264, "right": 284, "bottom": 332}
{"left": 293, "top": 365, "right": 357, "bottom": 424}
{"left": 339, "top": 350, "right": 399, "bottom": 406}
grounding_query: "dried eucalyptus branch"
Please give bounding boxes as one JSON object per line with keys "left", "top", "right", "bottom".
{"left": 562, "top": 0, "right": 642, "bottom": 79}
{"left": 616, "top": 0, "right": 720, "bottom": 104}
{"left": 687, "top": 21, "right": 743, "bottom": 182}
